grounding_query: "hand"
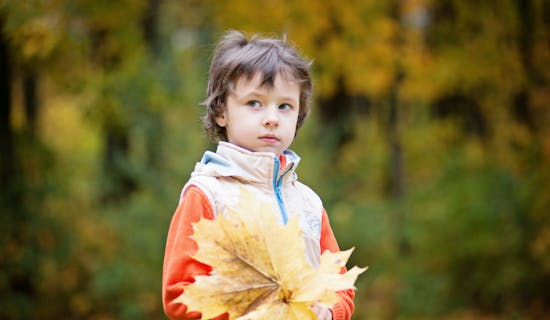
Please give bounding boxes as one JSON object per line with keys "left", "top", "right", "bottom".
{"left": 311, "top": 303, "right": 332, "bottom": 320}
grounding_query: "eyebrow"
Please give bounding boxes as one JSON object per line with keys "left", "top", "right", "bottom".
{"left": 278, "top": 96, "right": 300, "bottom": 105}
{"left": 238, "top": 88, "right": 298, "bottom": 101}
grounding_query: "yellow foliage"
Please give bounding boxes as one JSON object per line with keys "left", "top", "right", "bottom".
{"left": 176, "top": 188, "right": 366, "bottom": 320}
{"left": 12, "top": 15, "right": 62, "bottom": 60}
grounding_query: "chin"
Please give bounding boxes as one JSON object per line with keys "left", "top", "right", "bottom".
{"left": 257, "top": 147, "right": 281, "bottom": 155}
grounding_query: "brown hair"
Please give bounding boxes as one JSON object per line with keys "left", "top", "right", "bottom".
{"left": 203, "top": 30, "right": 313, "bottom": 142}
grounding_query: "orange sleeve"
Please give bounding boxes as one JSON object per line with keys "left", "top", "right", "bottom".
{"left": 319, "top": 208, "right": 356, "bottom": 320}
{"left": 162, "top": 185, "right": 228, "bottom": 320}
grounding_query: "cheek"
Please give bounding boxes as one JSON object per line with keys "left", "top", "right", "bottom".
{"left": 226, "top": 116, "right": 253, "bottom": 136}
{"left": 289, "top": 113, "right": 300, "bottom": 130}
{"left": 284, "top": 117, "right": 299, "bottom": 138}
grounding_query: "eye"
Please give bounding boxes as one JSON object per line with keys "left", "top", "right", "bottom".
{"left": 247, "top": 100, "right": 261, "bottom": 108}
{"left": 279, "top": 103, "right": 293, "bottom": 110}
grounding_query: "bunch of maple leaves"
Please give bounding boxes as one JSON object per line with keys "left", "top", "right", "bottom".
{"left": 175, "top": 188, "right": 366, "bottom": 319}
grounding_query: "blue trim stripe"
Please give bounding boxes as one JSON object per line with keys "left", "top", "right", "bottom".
{"left": 273, "top": 157, "right": 289, "bottom": 224}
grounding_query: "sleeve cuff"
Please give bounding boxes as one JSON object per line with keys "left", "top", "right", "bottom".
{"left": 331, "top": 303, "right": 345, "bottom": 320}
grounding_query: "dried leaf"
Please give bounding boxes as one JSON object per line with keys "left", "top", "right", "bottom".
{"left": 175, "top": 188, "right": 366, "bottom": 319}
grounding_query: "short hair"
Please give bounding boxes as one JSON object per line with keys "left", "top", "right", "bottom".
{"left": 203, "top": 30, "right": 313, "bottom": 142}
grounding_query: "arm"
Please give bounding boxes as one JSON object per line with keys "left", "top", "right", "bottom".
{"left": 320, "top": 209, "right": 356, "bottom": 320}
{"left": 162, "top": 185, "right": 228, "bottom": 320}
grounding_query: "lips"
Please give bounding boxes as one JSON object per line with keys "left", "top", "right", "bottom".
{"left": 259, "top": 135, "right": 280, "bottom": 144}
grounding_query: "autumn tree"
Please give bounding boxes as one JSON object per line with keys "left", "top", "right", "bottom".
{"left": 2, "top": 0, "right": 549, "bottom": 318}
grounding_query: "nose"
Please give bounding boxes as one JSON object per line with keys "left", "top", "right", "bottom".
{"left": 262, "top": 106, "right": 279, "bottom": 128}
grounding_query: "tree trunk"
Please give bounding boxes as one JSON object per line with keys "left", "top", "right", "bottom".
{"left": 513, "top": 0, "right": 537, "bottom": 131}
{"left": 91, "top": 27, "right": 137, "bottom": 202}
{"left": 102, "top": 126, "right": 136, "bottom": 203}
{"left": 23, "top": 67, "right": 39, "bottom": 135}
{"left": 0, "top": 14, "right": 36, "bottom": 320}
{"left": 142, "top": 0, "right": 162, "bottom": 57}
{"left": 317, "top": 77, "right": 356, "bottom": 153}
{"left": 0, "top": 14, "right": 15, "bottom": 204}
{"left": 143, "top": 0, "right": 163, "bottom": 170}
{"left": 388, "top": 1, "right": 409, "bottom": 256}
{"left": 387, "top": 71, "right": 409, "bottom": 256}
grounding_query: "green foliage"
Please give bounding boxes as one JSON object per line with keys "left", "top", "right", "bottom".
{"left": 2, "top": 0, "right": 549, "bottom": 319}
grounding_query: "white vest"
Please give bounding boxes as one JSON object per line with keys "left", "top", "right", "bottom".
{"left": 181, "top": 142, "right": 323, "bottom": 267}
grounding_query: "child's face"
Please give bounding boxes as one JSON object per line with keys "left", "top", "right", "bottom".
{"left": 215, "top": 72, "right": 300, "bottom": 156}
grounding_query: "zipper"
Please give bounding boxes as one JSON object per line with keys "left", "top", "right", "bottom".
{"left": 273, "top": 157, "right": 290, "bottom": 224}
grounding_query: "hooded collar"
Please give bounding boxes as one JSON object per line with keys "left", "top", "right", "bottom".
{"left": 191, "top": 142, "right": 300, "bottom": 186}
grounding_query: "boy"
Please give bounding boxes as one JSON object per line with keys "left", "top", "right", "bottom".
{"left": 162, "top": 30, "right": 355, "bottom": 320}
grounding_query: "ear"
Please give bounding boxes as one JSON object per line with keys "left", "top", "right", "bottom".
{"left": 214, "top": 113, "right": 226, "bottom": 127}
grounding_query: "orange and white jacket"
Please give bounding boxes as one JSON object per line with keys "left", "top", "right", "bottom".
{"left": 162, "top": 142, "right": 355, "bottom": 319}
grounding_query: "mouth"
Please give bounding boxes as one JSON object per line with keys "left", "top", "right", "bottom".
{"left": 259, "top": 135, "right": 280, "bottom": 144}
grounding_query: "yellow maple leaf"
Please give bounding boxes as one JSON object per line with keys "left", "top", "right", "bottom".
{"left": 175, "top": 187, "right": 366, "bottom": 319}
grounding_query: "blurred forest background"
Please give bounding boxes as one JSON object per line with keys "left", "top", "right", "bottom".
{"left": 1, "top": 0, "right": 550, "bottom": 319}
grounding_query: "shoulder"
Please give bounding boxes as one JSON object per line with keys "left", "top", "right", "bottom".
{"left": 292, "top": 180, "right": 323, "bottom": 208}
{"left": 182, "top": 175, "right": 245, "bottom": 217}
{"left": 183, "top": 175, "right": 219, "bottom": 192}
{"left": 180, "top": 175, "right": 220, "bottom": 210}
